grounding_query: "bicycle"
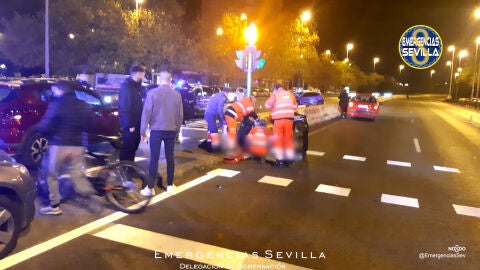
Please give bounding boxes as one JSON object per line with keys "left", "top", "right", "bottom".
{"left": 36, "top": 157, "right": 151, "bottom": 214}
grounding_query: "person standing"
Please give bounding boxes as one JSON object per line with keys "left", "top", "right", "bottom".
{"left": 201, "top": 88, "right": 227, "bottom": 152}
{"left": 338, "top": 89, "right": 349, "bottom": 118}
{"left": 38, "top": 80, "right": 96, "bottom": 215}
{"left": 265, "top": 84, "right": 297, "bottom": 167}
{"left": 118, "top": 65, "right": 146, "bottom": 161}
{"left": 140, "top": 71, "right": 183, "bottom": 196}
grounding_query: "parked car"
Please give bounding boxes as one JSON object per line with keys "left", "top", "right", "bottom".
{"left": 0, "top": 150, "right": 36, "bottom": 259}
{"left": 295, "top": 91, "right": 325, "bottom": 106}
{"left": 347, "top": 94, "right": 380, "bottom": 120}
{"left": 252, "top": 88, "right": 270, "bottom": 97}
{"left": 0, "top": 79, "right": 121, "bottom": 168}
{"left": 192, "top": 85, "right": 216, "bottom": 116}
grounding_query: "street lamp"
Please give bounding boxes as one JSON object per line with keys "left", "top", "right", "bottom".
{"left": 325, "top": 50, "right": 331, "bottom": 56}
{"left": 373, "top": 57, "right": 379, "bottom": 72}
{"left": 244, "top": 22, "right": 257, "bottom": 46}
{"left": 301, "top": 11, "right": 311, "bottom": 27}
{"left": 399, "top": 64, "right": 404, "bottom": 74}
{"left": 244, "top": 22, "right": 258, "bottom": 96}
{"left": 216, "top": 27, "right": 223, "bottom": 36}
{"left": 472, "top": 36, "right": 480, "bottom": 98}
{"left": 430, "top": 69, "right": 435, "bottom": 78}
{"left": 457, "top": 67, "right": 463, "bottom": 73}
{"left": 68, "top": 33, "right": 75, "bottom": 39}
{"left": 459, "top": 49, "right": 468, "bottom": 67}
{"left": 136, "top": 0, "right": 144, "bottom": 15}
{"left": 346, "top": 43, "right": 354, "bottom": 61}
{"left": 475, "top": 7, "right": 480, "bottom": 18}
{"left": 240, "top": 13, "right": 247, "bottom": 21}
{"left": 448, "top": 45, "right": 455, "bottom": 99}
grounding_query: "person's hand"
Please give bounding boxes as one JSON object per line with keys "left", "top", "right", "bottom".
{"left": 129, "top": 127, "right": 135, "bottom": 132}
{"left": 142, "top": 135, "right": 148, "bottom": 143}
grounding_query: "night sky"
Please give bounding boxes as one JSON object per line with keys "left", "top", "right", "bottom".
{"left": 1, "top": 0, "right": 479, "bottom": 84}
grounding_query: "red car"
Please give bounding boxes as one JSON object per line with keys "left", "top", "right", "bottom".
{"left": 347, "top": 94, "right": 380, "bottom": 120}
{"left": 0, "top": 79, "right": 121, "bottom": 168}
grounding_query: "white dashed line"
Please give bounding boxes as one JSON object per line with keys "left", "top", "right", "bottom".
{"left": 381, "top": 194, "right": 419, "bottom": 208}
{"left": 343, "top": 155, "right": 367, "bottom": 162}
{"left": 315, "top": 184, "right": 351, "bottom": 197}
{"left": 387, "top": 160, "right": 412, "bottom": 167}
{"left": 258, "top": 176, "right": 293, "bottom": 187}
{"left": 93, "top": 224, "right": 309, "bottom": 270}
{"left": 452, "top": 204, "right": 480, "bottom": 218}
{"left": 433, "top": 166, "right": 461, "bottom": 173}
{"left": 413, "top": 138, "right": 421, "bottom": 153}
{"left": 306, "top": 150, "right": 325, "bottom": 157}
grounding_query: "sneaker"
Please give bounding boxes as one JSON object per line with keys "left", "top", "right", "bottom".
{"left": 140, "top": 186, "right": 155, "bottom": 197}
{"left": 39, "top": 205, "right": 62, "bottom": 215}
{"left": 166, "top": 185, "right": 175, "bottom": 194}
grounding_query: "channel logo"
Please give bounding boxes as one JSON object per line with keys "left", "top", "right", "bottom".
{"left": 399, "top": 25, "right": 443, "bottom": 69}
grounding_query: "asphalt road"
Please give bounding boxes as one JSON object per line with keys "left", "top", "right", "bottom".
{"left": 2, "top": 96, "right": 480, "bottom": 270}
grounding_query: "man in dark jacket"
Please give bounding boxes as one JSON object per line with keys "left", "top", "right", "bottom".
{"left": 338, "top": 89, "right": 350, "bottom": 119}
{"left": 37, "top": 80, "right": 96, "bottom": 215}
{"left": 119, "top": 65, "right": 146, "bottom": 161}
{"left": 140, "top": 71, "right": 183, "bottom": 196}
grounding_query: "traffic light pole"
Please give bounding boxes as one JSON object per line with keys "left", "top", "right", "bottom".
{"left": 247, "top": 50, "right": 253, "bottom": 97}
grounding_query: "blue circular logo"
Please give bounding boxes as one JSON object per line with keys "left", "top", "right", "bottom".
{"left": 399, "top": 25, "right": 443, "bottom": 69}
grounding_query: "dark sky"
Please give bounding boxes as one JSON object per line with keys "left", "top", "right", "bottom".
{"left": 2, "top": 0, "right": 479, "bottom": 85}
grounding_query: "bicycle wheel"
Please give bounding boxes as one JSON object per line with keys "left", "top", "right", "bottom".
{"left": 103, "top": 161, "right": 151, "bottom": 214}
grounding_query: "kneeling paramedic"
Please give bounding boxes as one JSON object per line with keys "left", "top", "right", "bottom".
{"left": 224, "top": 96, "right": 257, "bottom": 155}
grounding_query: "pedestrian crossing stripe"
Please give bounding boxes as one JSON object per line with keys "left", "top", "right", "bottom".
{"left": 387, "top": 160, "right": 412, "bottom": 167}
{"left": 306, "top": 150, "right": 325, "bottom": 157}
{"left": 207, "top": 168, "right": 241, "bottom": 178}
{"left": 343, "top": 155, "right": 366, "bottom": 162}
{"left": 433, "top": 166, "right": 460, "bottom": 173}
{"left": 452, "top": 204, "right": 480, "bottom": 218}
{"left": 315, "top": 184, "right": 351, "bottom": 197}
{"left": 93, "top": 224, "right": 311, "bottom": 270}
{"left": 258, "top": 176, "right": 293, "bottom": 187}
{"left": 381, "top": 194, "right": 419, "bottom": 208}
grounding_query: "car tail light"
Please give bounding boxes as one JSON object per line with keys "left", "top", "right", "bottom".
{"left": 348, "top": 102, "right": 354, "bottom": 107}
{"left": 373, "top": 104, "right": 379, "bottom": 110}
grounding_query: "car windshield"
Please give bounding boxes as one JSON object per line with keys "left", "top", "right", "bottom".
{"left": 353, "top": 95, "right": 376, "bottom": 102}
{"left": 194, "top": 87, "right": 215, "bottom": 97}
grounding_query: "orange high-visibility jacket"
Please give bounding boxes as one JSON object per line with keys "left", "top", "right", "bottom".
{"left": 228, "top": 96, "right": 255, "bottom": 120}
{"left": 265, "top": 89, "right": 297, "bottom": 120}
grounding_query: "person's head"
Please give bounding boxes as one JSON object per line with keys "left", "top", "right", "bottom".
{"left": 273, "top": 84, "right": 283, "bottom": 93}
{"left": 158, "top": 71, "right": 172, "bottom": 86}
{"left": 52, "top": 80, "right": 74, "bottom": 97}
{"left": 129, "top": 65, "right": 146, "bottom": 82}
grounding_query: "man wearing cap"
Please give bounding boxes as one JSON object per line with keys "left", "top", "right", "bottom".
{"left": 265, "top": 84, "right": 298, "bottom": 167}
{"left": 119, "top": 65, "right": 146, "bottom": 161}
{"left": 37, "top": 80, "right": 96, "bottom": 215}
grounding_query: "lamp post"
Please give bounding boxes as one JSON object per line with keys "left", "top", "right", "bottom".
{"left": 430, "top": 69, "right": 435, "bottom": 78}
{"left": 373, "top": 57, "right": 379, "bottom": 72}
{"left": 458, "top": 49, "right": 468, "bottom": 67}
{"left": 399, "top": 64, "right": 404, "bottom": 74}
{"left": 301, "top": 11, "right": 311, "bottom": 28}
{"left": 45, "top": 0, "right": 49, "bottom": 78}
{"left": 136, "top": 0, "right": 144, "bottom": 15}
{"left": 244, "top": 22, "right": 257, "bottom": 96}
{"left": 346, "top": 43, "right": 354, "bottom": 61}
{"left": 455, "top": 72, "right": 460, "bottom": 99}
{"left": 299, "top": 11, "right": 311, "bottom": 88}
{"left": 447, "top": 45, "right": 455, "bottom": 99}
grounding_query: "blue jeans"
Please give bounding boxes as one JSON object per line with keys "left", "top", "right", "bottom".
{"left": 149, "top": 130, "right": 176, "bottom": 188}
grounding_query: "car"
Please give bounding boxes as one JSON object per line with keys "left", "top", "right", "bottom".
{"left": 0, "top": 79, "right": 121, "bottom": 168}
{"left": 295, "top": 91, "right": 325, "bottom": 106}
{"left": 0, "top": 150, "right": 36, "bottom": 259}
{"left": 252, "top": 88, "right": 270, "bottom": 97}
{"left": 192, "top": 85, "right": 217, "bottom": 116}
{"left": 347, "top": 94, "right": 380, "bottom": 120}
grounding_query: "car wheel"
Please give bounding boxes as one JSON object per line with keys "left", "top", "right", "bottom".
{"left": 0, "top": 195, "right": 21, "bottom": 259}
{"left": 21, "top": 133, "right": 48, "bottom": 169}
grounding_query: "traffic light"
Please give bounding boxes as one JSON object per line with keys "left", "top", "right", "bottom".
{"left": 235, "top": 50, "right": 247, "bottom": 70}
{"left": 256, "top": 59, "right": 266, "bottom": 69}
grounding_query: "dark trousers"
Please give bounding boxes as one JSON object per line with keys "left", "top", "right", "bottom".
{"left": 148, "top": 130, "right": 176, "bottom": 188}
{"left": 120, "top": 127, "right": 140, "bottom": 161}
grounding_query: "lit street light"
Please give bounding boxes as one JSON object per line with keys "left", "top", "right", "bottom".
{"left": 244, "top": 22, "right": 257, "bottom": 46}
{"left": 216, "top": 27, "right": 223, "bottom": 36}
{"left": 68, "top": 33, "right": 75, "bottom": 39}
{"left": 240, "top": 13, "right": 247, "bottom": 21}
{"left": 301, "top": 11, "right": 311, "bottom": 27}
{"left": 399, "top": 64, "right": 404, "bottom": 74}
{"left": 430, "top": 69, "right": 435, "bottom": 78}
{"left": 457, "top": 67, "right": 463, "bottom": 73}
{"left": 346, "top": 43, "right": 354, "bottom": 61}
{"left": 459, "top": 49, "right": 468, "bottom": 67}
{"left": 475, "top": 7, "right": 480, "bottom": 18}
{"left": 373, "top": 57, "right": 379, "bottom": 72}
{"left": 325, "top": 50, "right": 331, "bottom": 56}
{"left": 447, "top": 45, "right": 455, "bottom": 99}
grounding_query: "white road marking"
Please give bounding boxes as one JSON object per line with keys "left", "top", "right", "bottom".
{"left": 381, "top": 194, "right": 419, "bottom": 208}
{"left": 315, "top": 184, "right": 351, "bottom": 197}
{"left": 258, "top": 176, "right": 293, "bottom": 187}
{"left": 207, "top": 168, "right": 241, "bottom": 178}
{"left": 413, "top": 138, "right": 421, "bottom": 153}
{"left": 93, "top": 224, "right": 309, "bottom": 270}
{"left": 306, "top": 150, "right": 325, "bottom": 157}
{"left": 134, "top": 157, "right": 148, "bottom": 162}
{"left": 0, "top": 170, "right": 222, "bottom": 269}
{"left": 433, "top": 166, "right": 461, "bottom": 173}
{"left": 387, "top": 160, "right": 412, "bottom": 167}
{"left": 452, "top": 204, "right": 480, "bottom": 218}
{"left": 343, "top": 155, "right": 366, "bottom": 162}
